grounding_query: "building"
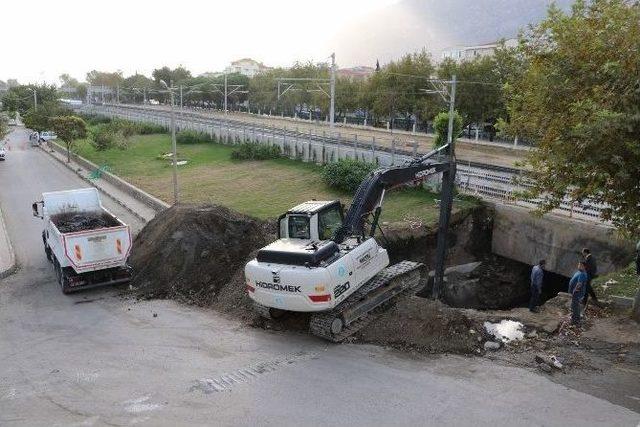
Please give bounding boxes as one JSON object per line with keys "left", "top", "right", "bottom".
{"left": 441, "top": 38, "right": 517, "bottom": 62}
{"left": 336, "top": 66, "right": 375, "bottom": 80}
{"left": 224, "top": 58, "right": 271, "bottom": 78}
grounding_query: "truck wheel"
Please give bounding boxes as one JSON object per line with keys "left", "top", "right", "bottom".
{"left": 56, "top": 264, "right": 72, "bottom": 294}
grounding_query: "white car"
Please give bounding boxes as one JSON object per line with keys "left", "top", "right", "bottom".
{"left": 39, "top": 131, "right": 57, "bottom": 142}
{"left": 0, "top": 145, "right": 6, "bottom": 160}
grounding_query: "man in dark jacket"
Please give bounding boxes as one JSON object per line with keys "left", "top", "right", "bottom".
{"left": 529, "top": 259, "right": 545, "bottom": 312}
{"left": 582, "top": 248, "right": 599, "bottom": 306}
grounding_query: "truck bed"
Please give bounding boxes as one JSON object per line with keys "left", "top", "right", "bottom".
{"left": 51, "top": 211, "right": 121, "bottom": 233}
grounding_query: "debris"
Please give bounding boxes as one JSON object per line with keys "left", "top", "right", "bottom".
{"left": 484, "top": 341, "right": 501, "bottom": 351}
{"left": 526, "top": 330, "right": 538, "bottom": 339}
{"left": 538, "top": 362, "right": 553, "bottom": 374}
{"left": 484, "top": 320, "right": 525, "bottom": 343}
{"left": 153, "top": 313, "right": 157, "bottom": 318}
{"left": 535, "top": 353, "right": 563, "bottom": 370}
{"left": 52, "top": 211, "right": 120, "bottom": 233}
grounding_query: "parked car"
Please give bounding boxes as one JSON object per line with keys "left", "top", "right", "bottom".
{"left": 39, "top": 131, "right": 57, "bottom": 142}
{"left": 0, "top": 145, "right": 6, "bottom": 160}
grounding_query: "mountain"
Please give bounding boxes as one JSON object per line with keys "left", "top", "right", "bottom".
{"left": 331, "top": 0, "right": 573, "bottom": 67}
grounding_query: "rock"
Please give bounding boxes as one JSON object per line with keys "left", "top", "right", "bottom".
{"left": 484, "top": 341, "right": 501, "bottom": 351}
{"left": 526, "top": 330, "right": 538, "bottom": 339}
{"left": 538, "top": 363, "right": 553, "bottom": 373}
{"left": 535, "top": 353, "right": 563, "bottom": 370}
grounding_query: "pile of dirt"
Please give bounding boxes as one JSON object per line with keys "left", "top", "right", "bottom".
{"left": 129, "top": 204, "right": 274, "bottom": 305}
{"left": 52, "top": 211, "right": 120, "bottom": 232}
{"left": 357, "top": 297, "right": 483, "bottom": 354}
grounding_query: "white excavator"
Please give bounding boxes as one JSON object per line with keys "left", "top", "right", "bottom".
{"left": 245, "top": 144, "right": 452, "bottom": 341}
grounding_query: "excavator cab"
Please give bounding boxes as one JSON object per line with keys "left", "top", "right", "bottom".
{"left": 277, "top": 200, "right": 344, "bottom": 241}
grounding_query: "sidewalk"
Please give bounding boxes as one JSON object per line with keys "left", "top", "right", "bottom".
{"left": 0, "top": 206, "right": 16, "bottom": 279}
{"left": 43, "top": 146, "right": 160, "bottom": 224}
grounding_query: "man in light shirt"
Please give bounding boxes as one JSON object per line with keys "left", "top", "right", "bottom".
{"left": 529, "top": 259, "right": 545, "bottom": 313}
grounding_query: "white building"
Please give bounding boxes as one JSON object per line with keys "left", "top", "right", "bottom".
{"left": 224, "top": 58, "right": 271, "bottom": 78}
{"left": 441, "top": 38, "right": 517, "bottom": 62}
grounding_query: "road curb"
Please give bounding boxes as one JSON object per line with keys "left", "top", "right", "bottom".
{"left": 0, "top": 205, "right": 17, "bottom": 280}
{"left": 40, "top": 146, "right": 156, "bottom": 225}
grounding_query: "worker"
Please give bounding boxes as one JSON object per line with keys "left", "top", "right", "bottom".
{"left": 568, "top": 261, "right": 588, "bottom": 326}
{"left": 529, "top": 259, "right": 545, "bottom": 313}
{"left": 581, "top": 248, "right": 599, "bottom": 307}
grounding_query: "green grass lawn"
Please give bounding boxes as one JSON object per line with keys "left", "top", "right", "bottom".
{"left": 593, "top": 263, "right": 639, "bottom": 299}
{"left": 74, "top": 132, "right": 478, "bottom": 225}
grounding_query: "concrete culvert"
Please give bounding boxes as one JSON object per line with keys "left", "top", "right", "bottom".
{"left": 128, "top": 204, "right": 273, "bottom": 307}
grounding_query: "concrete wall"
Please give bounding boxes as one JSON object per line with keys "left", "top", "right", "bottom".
{"left": 491, "top": 203, "right": 634, "bottom": 277}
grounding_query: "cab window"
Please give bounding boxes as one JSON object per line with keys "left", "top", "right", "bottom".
{"left": 318, "top": 205, "right": 343, "bottom": 240}
{"left": 288, "top": 215, "right": 310, "bottom": 239}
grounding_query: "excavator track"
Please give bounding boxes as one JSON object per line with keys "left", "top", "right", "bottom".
{"left": 309, "top": 261, "right": 423, "bottom": 342}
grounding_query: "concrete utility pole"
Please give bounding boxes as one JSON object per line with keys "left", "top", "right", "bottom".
{"left": 28, "top": 88, "right": 37, "bottom": 110}
{"left": 179, "top": 85, "right": 183, "bottom": 114}
{"left": 116, "top": 85, "right": 120, "bottom": 104}
{"left": 160, "top": 80, "right": 179, "bottom": 204}
{"left": 432, "top": 75, "right": 457, "bottom": 300}
{"left": 330, "top": 52, "right": 336, "bottom": 128}
{"left": 224, "top": 73, "right": 228, "bottom": 114}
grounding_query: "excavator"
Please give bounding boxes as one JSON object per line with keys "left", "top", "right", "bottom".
{"left": 244, "top": 143, "right": 453, "bottom": 341}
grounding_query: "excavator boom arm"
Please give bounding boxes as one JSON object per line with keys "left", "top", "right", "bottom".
{"left": 333, "top": 144, "right": 451, "bottom": 243}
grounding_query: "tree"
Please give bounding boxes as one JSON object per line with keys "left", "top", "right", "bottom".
{"left": 0, "top": 113, "right": 9, "bottom": 141}
{"left": 432, "top": 111, "right": 463, "bottom": 148}
{"left": 50, "top": 116, "right": 87, "bottom": 162}
{"left": 22, "top": 101, "right": 72, "bottom": 132}
{"left": 1, "top": 84, "right": 59, "bottom": 115}
{"left": 504, "top": 0, "right": 640, "bottom": 233}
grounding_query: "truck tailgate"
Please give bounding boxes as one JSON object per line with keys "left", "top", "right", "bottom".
{"left": 63, "top": 226, "right": 131, "bottom": 272}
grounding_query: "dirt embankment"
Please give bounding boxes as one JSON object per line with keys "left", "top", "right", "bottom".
{"left": 129, "top": 204, "right": 274, "bottom": 307}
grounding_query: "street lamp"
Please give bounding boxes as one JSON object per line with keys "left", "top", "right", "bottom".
{"left": 160, "top": 80, "right": 179, "bottom": 204}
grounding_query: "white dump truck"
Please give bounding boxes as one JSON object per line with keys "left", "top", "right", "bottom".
{"left": 32, "top": 188, "right": 132, "bottom": 293}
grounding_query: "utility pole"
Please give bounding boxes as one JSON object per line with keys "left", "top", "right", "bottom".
{"left": 432, "top": 75, "right": 457, "bottom": 300}
{"left": 329, "top": 52, "right": 336, "bottom": 128}
{"left": 224, "top": 73, "right": 228, "bottom": 114}
{"left": 116, "top": 85, "right": 120, "bottom": 104}
{"left": 179, "top": 85, "right": 183, "bottom": 114}
{"left": 143, "top": 87, "right": 147, "bottom": 105}
{"left": 160, "top": 80, "right": 179, "bottom": 204}
{"left": 28, "top": 88, "right": 37, "bottom": 110}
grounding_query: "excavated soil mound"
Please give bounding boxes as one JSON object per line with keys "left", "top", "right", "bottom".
{"left": 129, "top": 204, "right": 273, "bottom": 304}
{"left": 52, "top": 211, "right": 120, "bottom": 232}
{"left": 358, "top": 297, "right": 482, "bottom": 354}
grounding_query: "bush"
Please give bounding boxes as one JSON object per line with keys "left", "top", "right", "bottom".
{"left": 90, "top": 125, "right": 116, "bottom": 150}
{"left": 433, "top": 110, "right": 463, "bottom": 148}
{"left": 136, "top": 122, "right": 166, "bottom": 135}
{"left": 321, "top": 158, "right": 377, "bottom": 192}
{"left": 81, "top": 114, "right": 112, "bottom": 126}
{"left": 231, "top": 142, "right": 282, "bottom": 160}
{"left": 176, "top": 130, "right": 211, "bottom": 144}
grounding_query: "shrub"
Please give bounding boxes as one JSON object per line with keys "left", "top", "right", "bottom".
{"left": 81, "top": 114, "right": 112, "bottom": 126}
{"left": 231, "top": 142, "right": 282, "bottom": 160}
{"left": 433, "top": 110, "right": 463, "bottom": 148}
{"left": 176, "top": 130, "right": 211, "bottom": 144}
{"left": 321, "top": 158, "right": 377, "bottom": 192}
{"left": 90, "top": 125, "right": 116, "bottom": 150}
{"left": 136, "top": 122, "right": 166, "bottom": 135}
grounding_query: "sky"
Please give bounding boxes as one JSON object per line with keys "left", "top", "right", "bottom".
{"left": 0, "top": 0, "right": 400, "bottom": 85}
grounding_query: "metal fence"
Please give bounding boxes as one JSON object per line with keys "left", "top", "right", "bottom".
{"left": 78, "top": 104, "right": 605, "bottom": 223}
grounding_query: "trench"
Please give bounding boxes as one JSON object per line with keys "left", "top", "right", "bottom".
{"left": 382, "top": 204, "right": 570, "bottom": 310}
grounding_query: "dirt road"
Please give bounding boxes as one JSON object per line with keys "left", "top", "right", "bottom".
{"left": 0, "top": 128, "right": 637, "bottom": 426}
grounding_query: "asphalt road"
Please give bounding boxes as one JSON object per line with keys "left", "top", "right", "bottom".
{"left": 0, "top": 127, "right": 638, "bottom": 426}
